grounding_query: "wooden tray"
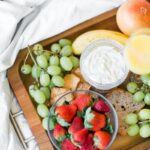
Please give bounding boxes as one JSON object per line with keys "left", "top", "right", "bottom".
{"left": 8, "top": 8, "right": 150, "bottom": 150}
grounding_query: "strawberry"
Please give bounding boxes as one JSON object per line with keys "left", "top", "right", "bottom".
{"left": 68, "top": 116, "right": 84, "bottom": 134}
{"left": 62, "top": 139, "right": 79, "bottom": 150}
{"left": 93, "top": 100, "right": 110, "bottom": 113}
{"left": 81, "top": 134, "right": 94, "bottom": 150}
{"left": 55, "top": 104, "right": 77, "bottom": 123}
{"left": 53, "top": 124, "right": 66, "bottom": 142}
{"left": 73, "top": 94, "right": 93, "bottom": 112}
{"left": 94, "top": 131, "right": 111, "bottom": 149}
{"left": 73, "top": 128, "right": 88, "bottom": 144}
{"left": 84, "top": 107, "right": 106, "bottom": 131}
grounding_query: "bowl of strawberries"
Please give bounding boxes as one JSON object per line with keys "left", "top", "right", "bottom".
{"left": 47, "top": 90, "right": 118, "bottom": 150}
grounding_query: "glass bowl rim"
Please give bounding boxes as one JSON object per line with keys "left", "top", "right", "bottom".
{"left": 80, "top": 39, "right": 129, "bottom": 90}
{"left": 47, "top": 89, "right": 118, "bottom": 150}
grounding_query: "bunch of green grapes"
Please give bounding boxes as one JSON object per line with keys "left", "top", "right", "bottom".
{"left": 21, "top": 38, "right": 80, "bottom": 130}
{"left": 125, "top": 109, "right": 150, "bottom": 138}
{"left": 127, "top": 74, "right": 150, "bottom": 105}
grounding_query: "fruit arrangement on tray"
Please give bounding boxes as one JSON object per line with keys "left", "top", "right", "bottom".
{"left": 20, "top": 0, "right": 150, "bottom": 149}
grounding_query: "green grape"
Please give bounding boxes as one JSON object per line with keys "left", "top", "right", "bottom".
{"left": 60, "top": 45, "right": 72, "bottom": 56}
{"left": 141, "top": 74, "right": 150, "bottom": 85}
{"left": 43, "top": 51, "right": 51, "bottom": 60}
{"left": 40, "top": 87, "right": 50, "bottom": 100}
{"left": 127, "top": 82, "right": 138, "bottom": 94}
{"left": 52, "top": 76, "right": 64, "bottom": 87}
{"left": 42, "top": 117, "right": 56, "bottom": 130}
{"left": 69, "top": 56, "right": 79, "bottom": 68}
{"left": 49, "top": 55, "right": 59, "bottom": 66}
{"left": 34, "top": 90, "right": 46, "bottom": 104}
{"left": 60, "top": 56, "right": 73, "bottom": 71}
{"left": 127, "top": 124, "right": 139, "bottom": 136}
{"left": 36, "top": 54, "right": 48, "bottom": 69}
{"left": 37, "top": 104, "right": 49, "bottom": 118}
{"left": 33, "top": 44, "right": 44, "bottom": 55}
{"left": 125, "top": 113, "right": 138, "bottom": 125}
{"left": 51, "top": 43, "right": 61, "bottom": 53}
{"left": 148, "top": 79, "right": 150, "bottom": 87}
{"left": 133, "top": 91, "right": 145, "bottom": 103}
{"left": 49, "top": 81, "right": 55, "bottom": 89}
{"left": 139, "top": 124, "right": 150, "bottom": 138}
{"left": 42, "top": 117, "right": 49, "bottom": 130}
{"left": 144, "top": 93, "right": 150, "bottom": 105}
{"left": 29, "top": 84, "right": 38, "bottom": 98}
{"left": 40, "top": 72, "right": 50, "bottom": 86}
{"left": 139, "top": 109, "right": 150, "bottom": 120}
{"left": 47, "top": 66, "right": 61, "bottom": 76}
{"left": 49, "top": 117, "right": 56, "bottom": 130}
{"left": 31, "top": 65, "right": 41, "bottom": 79}
{"left": 21, "top": 64, "right": 32, "bottom": 74}
{"left": 59, "top": 39, "right": 72, "bottom": 47}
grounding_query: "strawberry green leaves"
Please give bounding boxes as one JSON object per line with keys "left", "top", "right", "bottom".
{"left": 84, "top": 120, "right": 93, "bottom": 128}
{"left": 85, "top": 107, "right": 95, "bottom": 121}
{"left": 56, "top": 117, "right": 70, "bottom": 127}
{"left": 93, "top": 136, "right": 99, "bottom": 147}
{"left": 84, "top": 107, "right": 95, "bottom": 129}
{"left": 77, "top": 106, "right": 88, "bottom": 118}
{"left": 103, "top": 118, "right": 113, "bottom": 134}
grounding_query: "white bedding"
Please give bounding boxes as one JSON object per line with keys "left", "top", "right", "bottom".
{"left": 0, "top": 0, "right": 125, "bottom": 149}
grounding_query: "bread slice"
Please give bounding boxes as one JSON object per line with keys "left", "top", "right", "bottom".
{"left": 106, "top": 88, "right": 145, "bottom": 135}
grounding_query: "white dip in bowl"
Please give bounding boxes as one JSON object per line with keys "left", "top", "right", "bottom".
{"left": 80, "top": 39, "right": 129, "bottom": 90}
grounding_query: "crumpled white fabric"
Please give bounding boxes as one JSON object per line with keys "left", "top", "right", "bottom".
{"left": 0, "top": 0, "right": 126, "bottom": 150}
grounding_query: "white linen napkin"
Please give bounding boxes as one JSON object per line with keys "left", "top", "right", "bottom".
{"left": 0, "top": 0, "right": 126, "bottom": 150}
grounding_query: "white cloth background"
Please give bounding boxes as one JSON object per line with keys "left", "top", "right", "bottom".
{"left": 0, "top": 0, "right": 125, "bottom": 150}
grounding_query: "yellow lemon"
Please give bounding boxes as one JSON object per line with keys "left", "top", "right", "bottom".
{"left": 124, "top": 34, "right": 150, "bottom": 75}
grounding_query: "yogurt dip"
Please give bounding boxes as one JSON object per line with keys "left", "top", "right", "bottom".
{"left": 80, "top": 39, "right": 129, "bottom": 90}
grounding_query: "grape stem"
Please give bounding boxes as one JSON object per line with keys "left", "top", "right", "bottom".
{"left": 27, "top": 45, "right": 38, "bottom": 66}
{"left": 138, "top": 120, "right": 150, "bottom": 124}
{"left": 23, "top": 51, "right": 30, "bottom": 65}
{"left": 41, "top": 49, "right": 58, "bottom": 56}
{"left": 43, "top": 49, "right": 52, "bottom": 53}
{"left": 27, "top": 45, "right": 40, "bottom": 85}
{"left": 27, "top": 45, "right": 48, "bottom": 87}
{"left": 28, "top": 46, "right": 49, "bottom": 72}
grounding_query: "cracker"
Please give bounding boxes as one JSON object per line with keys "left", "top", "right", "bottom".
{"left": 64, "top": 74, "right": 80, "bottom": 90}
{"left": 77, "top": 82, "right": 91, "bottom": 90}
{"left": 50, "top": 87, "right": 73, "bottom": 105}
{"left": 72, "top": 68, "right": 85, "bottom": 82}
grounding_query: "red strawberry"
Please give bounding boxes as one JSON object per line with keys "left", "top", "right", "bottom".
{"left": 94, "top": 131, "right": 111, "bottom": 150}
{"left": 81, "top": 134, "right": 94, "bottom": 150}
{"left": 90, "top": 111, "right": 106, "bottom": 131}
{"left": 73, "top": 128, "right": 88, "bottom": 144}
{"left": 68, "top": 116, "right": 84, "bottom": 134}
{"left": 84, "top": 107, "right": 106, "bottom": 131}
{"left": 53, "top": 124, "right": 66, "bottom": 141}
{"left": 55, "top": 104, "right": 77, "bottom": 122}
{"left": 73, "top": 94, "right": 93, "bottom": 112}
{"left": 94, "top": 100, "right": 110, "bottom": 113}
{"left": 62, "top": 139, "right": 79, "bottom": 150}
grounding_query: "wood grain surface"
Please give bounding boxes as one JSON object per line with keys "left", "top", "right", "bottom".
{"left": 8, "top": 8, "right": 150, "bottom": 150}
